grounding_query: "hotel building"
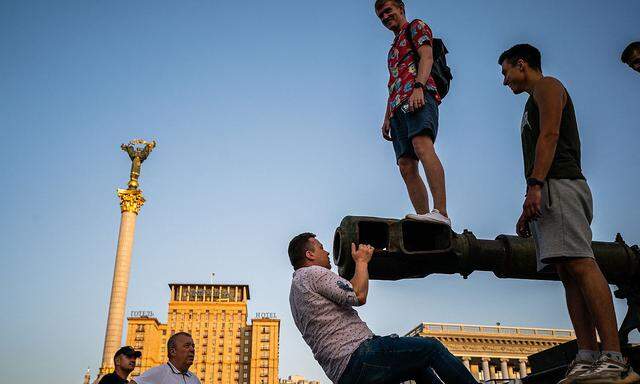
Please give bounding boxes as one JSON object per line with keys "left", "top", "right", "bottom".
{"left": 124, "top": 283, "right": 280, "bottom": 384}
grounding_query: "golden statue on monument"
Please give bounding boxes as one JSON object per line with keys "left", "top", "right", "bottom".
{"left": 121, "top": 139, "right": 156, "bottom": 190}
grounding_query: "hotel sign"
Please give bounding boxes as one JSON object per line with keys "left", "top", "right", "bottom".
{"left": 131, "top": 311, "right": 154, "bottom": 318}
{"left": 255, "top": 312, "right": 277, "bottom": 319}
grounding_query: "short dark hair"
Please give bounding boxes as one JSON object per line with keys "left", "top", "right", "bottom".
{"left": 167, "top": 332, "right": 191, "bottom": 357}
{"left": 288, "top": 232, "right": 316, "bottom": 269}
{"left": 375, "top": 0, "right": 404, "bottom": 11}
{"left": 621, "top": 42, "right": 640, "bottom": 64}
{"left": 498, "top": 44, "right": 542, "bottom": 72}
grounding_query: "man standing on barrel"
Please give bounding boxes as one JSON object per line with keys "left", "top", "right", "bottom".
{"left": 376, "top": 0, "right": 450, "bottom": 227}
{"left": 499, "top": 43, "right": 638, "bottom": 384}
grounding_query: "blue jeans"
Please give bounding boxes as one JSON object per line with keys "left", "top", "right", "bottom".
{"left": 338, "top": 336, "right": 477, "bottom": 384}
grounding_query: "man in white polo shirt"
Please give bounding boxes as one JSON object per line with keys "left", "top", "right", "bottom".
{"left": 131, "top": 332, "right": 200, "bottom": 384}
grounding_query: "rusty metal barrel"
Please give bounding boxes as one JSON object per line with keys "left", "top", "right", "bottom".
{"left": 333, "top": 216, "right": 639, "bottom": 283}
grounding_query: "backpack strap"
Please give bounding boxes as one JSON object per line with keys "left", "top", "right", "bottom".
{"left": 405, "top": 20, "right": 445, "bottom": 60}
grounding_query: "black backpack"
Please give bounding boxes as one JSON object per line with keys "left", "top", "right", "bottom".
{"left": 405, "top": 20, "right": 453, "bottom": 99}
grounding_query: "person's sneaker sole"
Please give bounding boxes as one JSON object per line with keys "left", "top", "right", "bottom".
{"left": 575, "top": 371, "right": 640, "bottom": 384}
{"left": 558, "top": 377, "right": 580, "bottom": 384}
{"left": 405, "top": 214, "right": 451, "bottom": 226}
{"left": 558, "top": 372, "right": 593, "bottom": 384}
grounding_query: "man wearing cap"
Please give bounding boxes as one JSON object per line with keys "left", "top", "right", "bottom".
{"left": 131, "top": 332, "right": 199, "bottom": 384}
{"left": 98, "top": 346, "right": 141, "bottom": 384}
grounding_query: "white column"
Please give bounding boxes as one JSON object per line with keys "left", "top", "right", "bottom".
{"left": 519, "top": 359, "right": 528, "bottom": 378}
{"left": 482, "top": 358, "right": 491, "bottom": 381}
{"left": 462, "top": 356, "right": 470, "bottom": 370}
{"left": 500, "top": 359, "right": 509, "bottom": 380}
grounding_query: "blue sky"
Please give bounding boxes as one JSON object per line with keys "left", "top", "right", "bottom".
{"left": 1, "top": 1, "right": 639, "bottom": 383}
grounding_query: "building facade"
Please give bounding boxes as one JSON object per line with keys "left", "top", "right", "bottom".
{"left": 406, "top": 322, "right": 575, "bottom": 381}
{"left": 125, "top": 283, "right": 280, "bottom": 384}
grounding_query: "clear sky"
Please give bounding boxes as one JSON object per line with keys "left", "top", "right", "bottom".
{"left": 1, "top": 1, "right": 639, "bottom": 383}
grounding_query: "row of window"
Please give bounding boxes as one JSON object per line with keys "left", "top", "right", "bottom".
{"left": 169, "top": 309, "right": 245, "bottom": 322}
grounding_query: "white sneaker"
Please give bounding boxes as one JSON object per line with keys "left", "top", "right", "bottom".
{"left": 405, "top": 209, "right": 451, "bottom": 227}
{"left": 574, "top": 354, "right": 640, "bottom": 383}
{"left": 557, "top": 358, "right": 594, "bottom": 384}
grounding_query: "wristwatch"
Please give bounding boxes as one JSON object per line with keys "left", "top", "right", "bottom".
{"left": 413, "top": 81, "right": 425, "bottom": 90}
{"left": 526, "top": 178, "right": 544, "bottom": 188}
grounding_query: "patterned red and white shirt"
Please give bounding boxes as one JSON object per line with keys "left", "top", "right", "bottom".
{"left": 387, "top": 19, "right": 441, "bottom": 114}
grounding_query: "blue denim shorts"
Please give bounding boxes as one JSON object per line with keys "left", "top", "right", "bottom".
{"left": 390, "top": 92, "right": 439, "bottom": 161}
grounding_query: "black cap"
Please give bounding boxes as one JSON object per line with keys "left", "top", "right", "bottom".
{"left": 114, "top": 346, "right": 142, "bottom": 358}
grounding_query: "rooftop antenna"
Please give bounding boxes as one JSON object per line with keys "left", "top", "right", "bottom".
{"left": 211, "top": 273, "right": 215, "bottom": 284}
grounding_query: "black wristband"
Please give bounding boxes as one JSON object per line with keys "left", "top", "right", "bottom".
{"left": 414, "top": 81, "right": 425, "bottom": 90}
{"left": 526, "top": 178, "right": 544, "bottom": 188}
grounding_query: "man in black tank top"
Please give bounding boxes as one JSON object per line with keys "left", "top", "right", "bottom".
{"left": 499, "top": 44, "right": 638, "bottom": 384}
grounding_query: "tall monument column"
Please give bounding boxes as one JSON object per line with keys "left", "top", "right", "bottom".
{"left": 98, "top": 139, "right": 156, "bottom": 375}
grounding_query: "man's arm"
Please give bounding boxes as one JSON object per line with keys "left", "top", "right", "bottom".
{"left": 407, "top": 39, "right": 434, "bottom": 112}
{"left": 349, "top": 243, "right": 373, "bottom": 305}
{"left": 415, "top": 44, "right": 434, "bottom": 86}
{"left": 522, "top": 77, "right": 565, "bottom": 220}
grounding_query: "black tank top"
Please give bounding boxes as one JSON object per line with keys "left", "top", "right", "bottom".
{"left": 521, "top": 87, "right": 585, "bottom": 180}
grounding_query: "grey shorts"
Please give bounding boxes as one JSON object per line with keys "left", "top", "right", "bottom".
{"left": 530, "top": 178, "right": 595, "bottom": 272}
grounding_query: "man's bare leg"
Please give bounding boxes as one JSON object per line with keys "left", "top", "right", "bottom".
{"left": 397, "top": 157, "right": 429, "bottom": 215}
{"left": 411, "top": 135, "right": 447, "bottom": 217}
{"left": 557, "top": 264, "right": 599, "bottom": 351}
{"left": 563, "top": 258, "right": 620, "bottom": 352}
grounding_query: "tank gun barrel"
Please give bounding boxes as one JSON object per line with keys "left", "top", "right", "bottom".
{"left": 333, "top": 216, "right": 640, "bottom": 344}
